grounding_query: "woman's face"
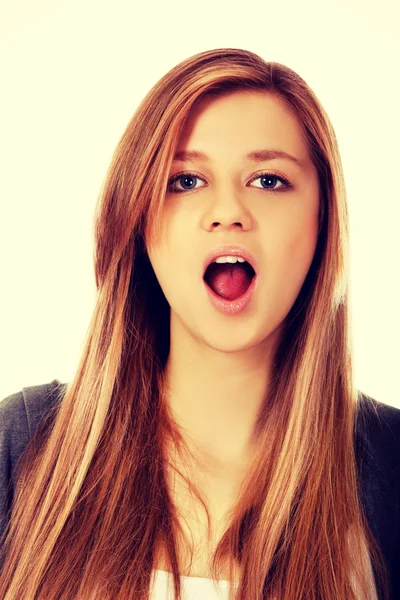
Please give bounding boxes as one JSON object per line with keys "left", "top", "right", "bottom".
{"left": 145, "top": 90, "right": 320, "bottom": 354}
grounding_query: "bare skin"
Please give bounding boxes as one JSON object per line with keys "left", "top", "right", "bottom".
{"left": 146, "top": 90, "right": 320, "bottom": 577}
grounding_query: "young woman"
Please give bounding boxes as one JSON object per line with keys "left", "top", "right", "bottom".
{"left": 0, "top": 48, "right": 399, "bottom": 600}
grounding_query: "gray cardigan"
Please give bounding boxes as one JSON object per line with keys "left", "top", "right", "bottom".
{"left": 0, "top": 379, "right": 399, "bottom": 598}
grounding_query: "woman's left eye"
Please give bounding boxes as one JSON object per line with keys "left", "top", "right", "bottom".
{"left": 167, "top": 171, "right": 291, "bottom": 194}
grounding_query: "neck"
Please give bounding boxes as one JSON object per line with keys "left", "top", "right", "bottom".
{"left": 163, "top": 321, "right": 281, "bottom": 471}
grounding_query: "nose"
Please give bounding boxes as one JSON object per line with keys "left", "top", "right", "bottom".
{"left": 201, "top": 191, "right": 253, "bottom": 232}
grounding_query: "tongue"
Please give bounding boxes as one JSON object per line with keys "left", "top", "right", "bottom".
{"left": 205, "top": 263, "right": 253, "bottom": 301}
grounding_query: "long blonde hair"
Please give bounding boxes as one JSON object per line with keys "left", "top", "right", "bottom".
{"left": 0, "top": 48, "right": 390, "bottom": 599}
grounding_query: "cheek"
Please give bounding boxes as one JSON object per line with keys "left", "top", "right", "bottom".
{"left": 287, "top": 220, "right": 318, "bottom": 261}
{"left": 266, "top": 205, "right": 318, "bottom": 299}
{"left": 280, "top": 214, "right": 319, "bottom": 292}
{"left": 146, "top": 228, "right": 192, "bottom": 306}
{"left": 284, "top": 189, "right": 319, "bottom": 258}
{"left": 148, "top": 251, "right": 174, "bottom": 294}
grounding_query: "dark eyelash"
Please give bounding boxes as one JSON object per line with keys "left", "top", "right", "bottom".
{"left": 167, "top": 171, "right": 292, "bottom": 194}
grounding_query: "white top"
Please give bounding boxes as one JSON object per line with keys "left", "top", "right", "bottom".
{"left": 150, "top": 569, "right": 238, "bottom": 599}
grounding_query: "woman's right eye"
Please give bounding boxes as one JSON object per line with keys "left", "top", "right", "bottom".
{"left": 167, "top": 172, "right": 206, "bottom": 194}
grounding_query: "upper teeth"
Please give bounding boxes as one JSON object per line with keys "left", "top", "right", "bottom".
{"left": 213, "top": 256, "right": 246, "bottom": 264}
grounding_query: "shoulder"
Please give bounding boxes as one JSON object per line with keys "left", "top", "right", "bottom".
{"left": 356, "top": 391, "right": 400, "bottom": 464}
{"left": 355, "top": 391, "right": 400, "bottom": 488}
{"left": 0, "top": 379, "right": 67, "bottom": 458}
{"left": 355, "top": 392, "right": 400, "bottom": 595}
{"left": 0, "top": 379, "right": 67, "bottom": 543}
{"left": 21, "top": 379, "right": 67, "bottom": 439}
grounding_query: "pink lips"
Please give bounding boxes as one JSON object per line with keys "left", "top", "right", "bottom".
{"left": 201, "top": 245, "right": 259, "bottom": 316}
{"left": 203, "top": 273, "right": 258, "bottom": 315}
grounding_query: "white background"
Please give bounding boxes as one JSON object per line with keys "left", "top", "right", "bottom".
{"left": 0, "top": 0, "right": 399, "bottom": 407}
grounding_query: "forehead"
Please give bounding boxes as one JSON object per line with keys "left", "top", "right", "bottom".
{"left": 175, "top": 91, "right": 311, "bottom": 169}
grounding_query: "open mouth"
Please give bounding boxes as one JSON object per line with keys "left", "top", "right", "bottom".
{"left": 203, "top": 261, "right": 256, "bottom": 301}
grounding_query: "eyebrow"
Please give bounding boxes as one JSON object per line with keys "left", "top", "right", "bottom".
{"left": 172, "top": 149, "right": 307, "bottom": 169}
